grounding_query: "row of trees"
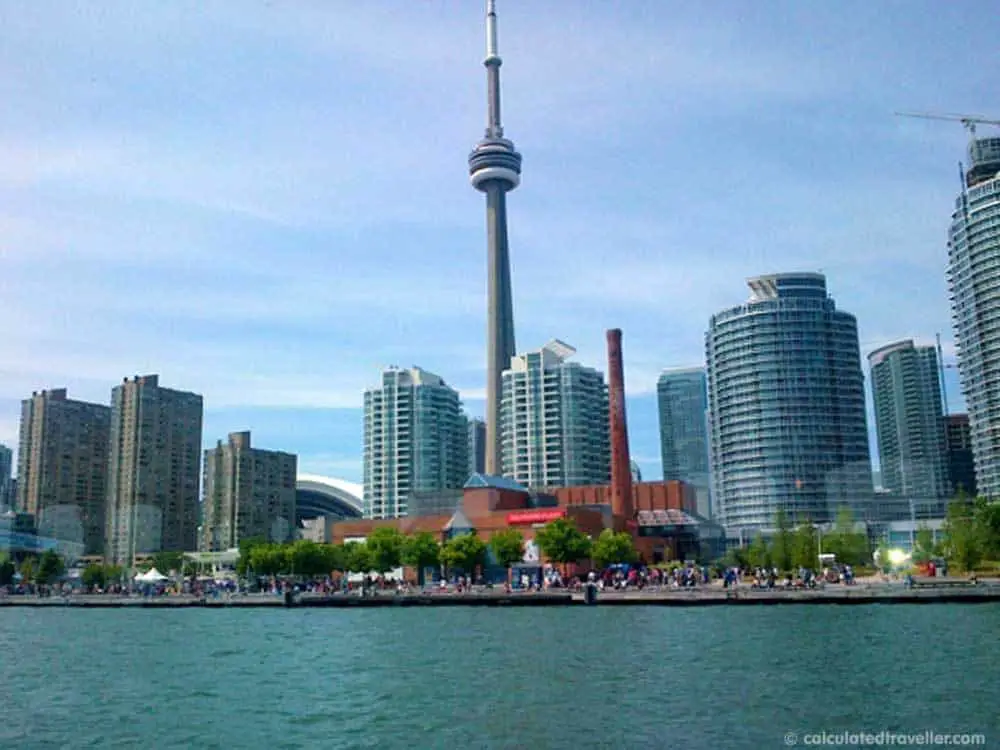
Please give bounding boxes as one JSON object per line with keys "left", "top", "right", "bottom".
{"left": 2, "top": 517, "right": 640, "bottom": 590}
{"left": 234, "top": 520, "right": 640, "bottom": 584}
{"left": 727, "top": 498, "right": 1000, "bottom": 574}
{"left": 0, "top": 550, "right": 66, "bottom": 586}
{"left": 726, "top": 508, "right": 870, "bottom": 572}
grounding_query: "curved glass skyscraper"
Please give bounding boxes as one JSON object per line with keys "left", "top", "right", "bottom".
{"left": 947, "top": 136, "right": 1000, "bottom": 497}
{"left": 706, "top": 273, "right": 872, "bottom": 531}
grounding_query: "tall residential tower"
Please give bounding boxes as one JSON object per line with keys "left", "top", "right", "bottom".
{"left": 105, "top": 375, "right": 203, "bottom": 565}
{"left": 947, "top": 135, "right": 1000, "bottom": 496}
{"left": 657, "top": 368, "right": 712, "bottom": 518}
{"left": 363, "top": 367, "right": 468, "bottom": 519}
{"left": 468, "top": 0, "right": 522, "bottom": 475}
{"left": 501, "top": 340, "right": 610, "bottom": 489}
{"left": 868, "top": 340, "right": 949, "bottom": 516}
{"left": 201, "top": 431, "right": 297, "bottom": 551}
{"left": 707, "top": 273, "right": 872, "bottom": 531}
{"left": 16, "top": 390, "right": 110, "bottom": 554}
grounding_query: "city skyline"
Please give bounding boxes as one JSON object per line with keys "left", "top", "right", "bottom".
{"left": 1, "top": 2, "right": 995, "bottom": 483}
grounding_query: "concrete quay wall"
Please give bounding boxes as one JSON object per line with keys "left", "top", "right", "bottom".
{"left": 1, "top": 585, "right": 999, "bottom": 608}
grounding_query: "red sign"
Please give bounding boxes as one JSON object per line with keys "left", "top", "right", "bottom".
{"left": 505, "top": 509, "right": 566, "bottom": 525}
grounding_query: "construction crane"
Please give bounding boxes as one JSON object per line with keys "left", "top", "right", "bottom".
{"left": 895, "top": 111, "right": 1000, "bottom": 136}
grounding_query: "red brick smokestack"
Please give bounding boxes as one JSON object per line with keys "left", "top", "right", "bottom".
{"left": 606, "top": 328, "right": 633, "bottom": 521}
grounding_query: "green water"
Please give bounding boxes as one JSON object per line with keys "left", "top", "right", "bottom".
{"left": 1, "top": 605, "right": 997, "bottom": 749}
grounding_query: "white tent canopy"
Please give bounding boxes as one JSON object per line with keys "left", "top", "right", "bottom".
{"left": 134, "top": 568, "right": 169, "bottom": 582}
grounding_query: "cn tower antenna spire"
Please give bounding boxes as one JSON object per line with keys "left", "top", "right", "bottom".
{"left": 485, "top": 0, "right": 503, "bottom": 137}
{"left": 486, "top": 0, "right": 499, "bottom": 61}
{"left": 469, "top": 0, "right": 522, "bottom": 476}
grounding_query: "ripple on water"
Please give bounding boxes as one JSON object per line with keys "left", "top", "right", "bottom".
{"left": 0, "top": 606, "right": 998, "bottom": 749}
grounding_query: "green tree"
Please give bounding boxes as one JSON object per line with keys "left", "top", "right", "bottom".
{"left": 720, "top": 546, "right": 748, "bottom": 570}
{"left": 36, "top": 550, "right": 65, "bottom": 585}
{"left": 366, "top": 527, "right": 405, "bottom": 574}
{"left": 249, "top": 544, "right": 288, "bottom": 576}
{"left": 791, "top": 521, "right": 819, "bottom": 570}
{"left": 236, "top": 536, "right": 268, "bottom": 576}
{"left": 534, "top": 518, "right": 592, "bottom": 568}
{"left": 19, "top": 557, "right": 35, "bottom": 584}
{"left": 182, "top": 559, "right": 201, "bottom": 578}
{"left": 0, "top": 554, "right": 15, "bottom": 586}
{"left": 746, "top": 533, "right": 772, "bottom": 570}
{"left": 104, "top": 565, "right": 124, "bottom": 586}
{"left": 822, "top": 506, "right": 869, "bottom": 566}
{"left": 770, "top": 508, "right": 794, "bottom": 572}
{"left": 440, "top": 533, "right": 488, "bottom": 580}
{"left": 913, "top": 526, "right": 936, "bottom": 564}
{"left": 401, "top": 532, "right": 441, "bottom": 586}
{"left": 286, "top": 540, "right": 331, "bottom": 577}
{"left": 973, "top": 498, "right": 1000, "bottom": 560}
{"left": 488, "top": 528, "right": 525, "bottom": 574}
{"left": 590, "top": 529, "right": 637, "bottom": 569}
{"left": 942, "top": 497, "right": 983, "bottom": 572}
{"left": 81, "top": 563, "right": 107, "bottom": 590}
{"left": 319, "top": 544, "right": 345, "bottom": 576}
{"left": 150, "top": 551, "right": 184, "bottom": 574}
{"left": 344, "top": 542, "right": 373, "bottom": 574}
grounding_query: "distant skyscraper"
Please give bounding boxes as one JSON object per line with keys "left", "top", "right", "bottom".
{"left": 657, "top": 367, "right": 712, "bottom": 518}
{"left": 948, "top": 135, "right": 1000, "bottom": 497}
{"left": 707, "top": 273, "right": 872, "bottom": 530}
{"left": 0, "top": 443, "right": 11, "bottom": 510}
{"left": 363, "top": 367, "right": 468, "bottom": 520}
{"left": 16, "top": 389, "right": 110, "bottom": 555}
{"left": 945, "top": 413, "right": 977, "bottom": 497}
{"left": 468, "top": 0, "right": 522, "bottom": 476}
{"left": 868, "top": 340, "right": 949, "bottom": 516}
{"left": 105, "top": 375, "right": 203, "bottom": 565}
{"left": 467, "top": 418, "right": 487, "bottom": 475}
{"left": 201, "top": 431, "right": 297, "bottom": 551}
{"left": 501, "top": 340, "right": 610, "bottom": 489}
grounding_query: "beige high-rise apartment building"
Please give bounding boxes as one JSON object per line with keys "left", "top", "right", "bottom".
{"left": 16, "top": 389, "right": 111, "bottom": 555}
{"left": 105, "top": 375, "right": 203, "bottom": 565}
{"left": 200, "top": 431, "right": 297, "bottom": 552}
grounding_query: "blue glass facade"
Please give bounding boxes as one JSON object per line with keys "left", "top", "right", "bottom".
{"left": 657, "top": 368, "right": 712, "bottom": 517}
{"left": 868, "top": 340, "right": 949, "bottom": 516}
{"left": 706, "top": 273, "right": 873, "bottom": 531}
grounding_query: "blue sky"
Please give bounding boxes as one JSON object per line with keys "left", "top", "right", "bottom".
{"left": 0, "top": 1, "right": 997, "bottom": 483}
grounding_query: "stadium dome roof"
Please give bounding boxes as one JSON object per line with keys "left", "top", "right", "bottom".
{"left": 295, "top": 474, "right": 363, "bottom": 521}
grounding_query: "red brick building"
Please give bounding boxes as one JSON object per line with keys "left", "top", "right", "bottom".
{"left": 330, "top": 474, "right": 701, "bottom": 565}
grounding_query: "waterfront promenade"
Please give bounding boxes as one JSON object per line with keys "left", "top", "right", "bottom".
{"left": 2, "top": 580, "right": 999, "bottom": 608}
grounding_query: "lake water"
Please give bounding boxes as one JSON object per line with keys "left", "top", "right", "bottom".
{"left": 1, "top": 605, "right": 997, "bottom": 749}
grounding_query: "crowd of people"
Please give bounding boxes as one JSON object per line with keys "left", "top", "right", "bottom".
{"left": 3, "top": 561, "right": 871, "bottom": 601}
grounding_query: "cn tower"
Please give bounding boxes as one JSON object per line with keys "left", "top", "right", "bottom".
{"left": 468, "top": 0, "right": 522, "bottom": 475}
